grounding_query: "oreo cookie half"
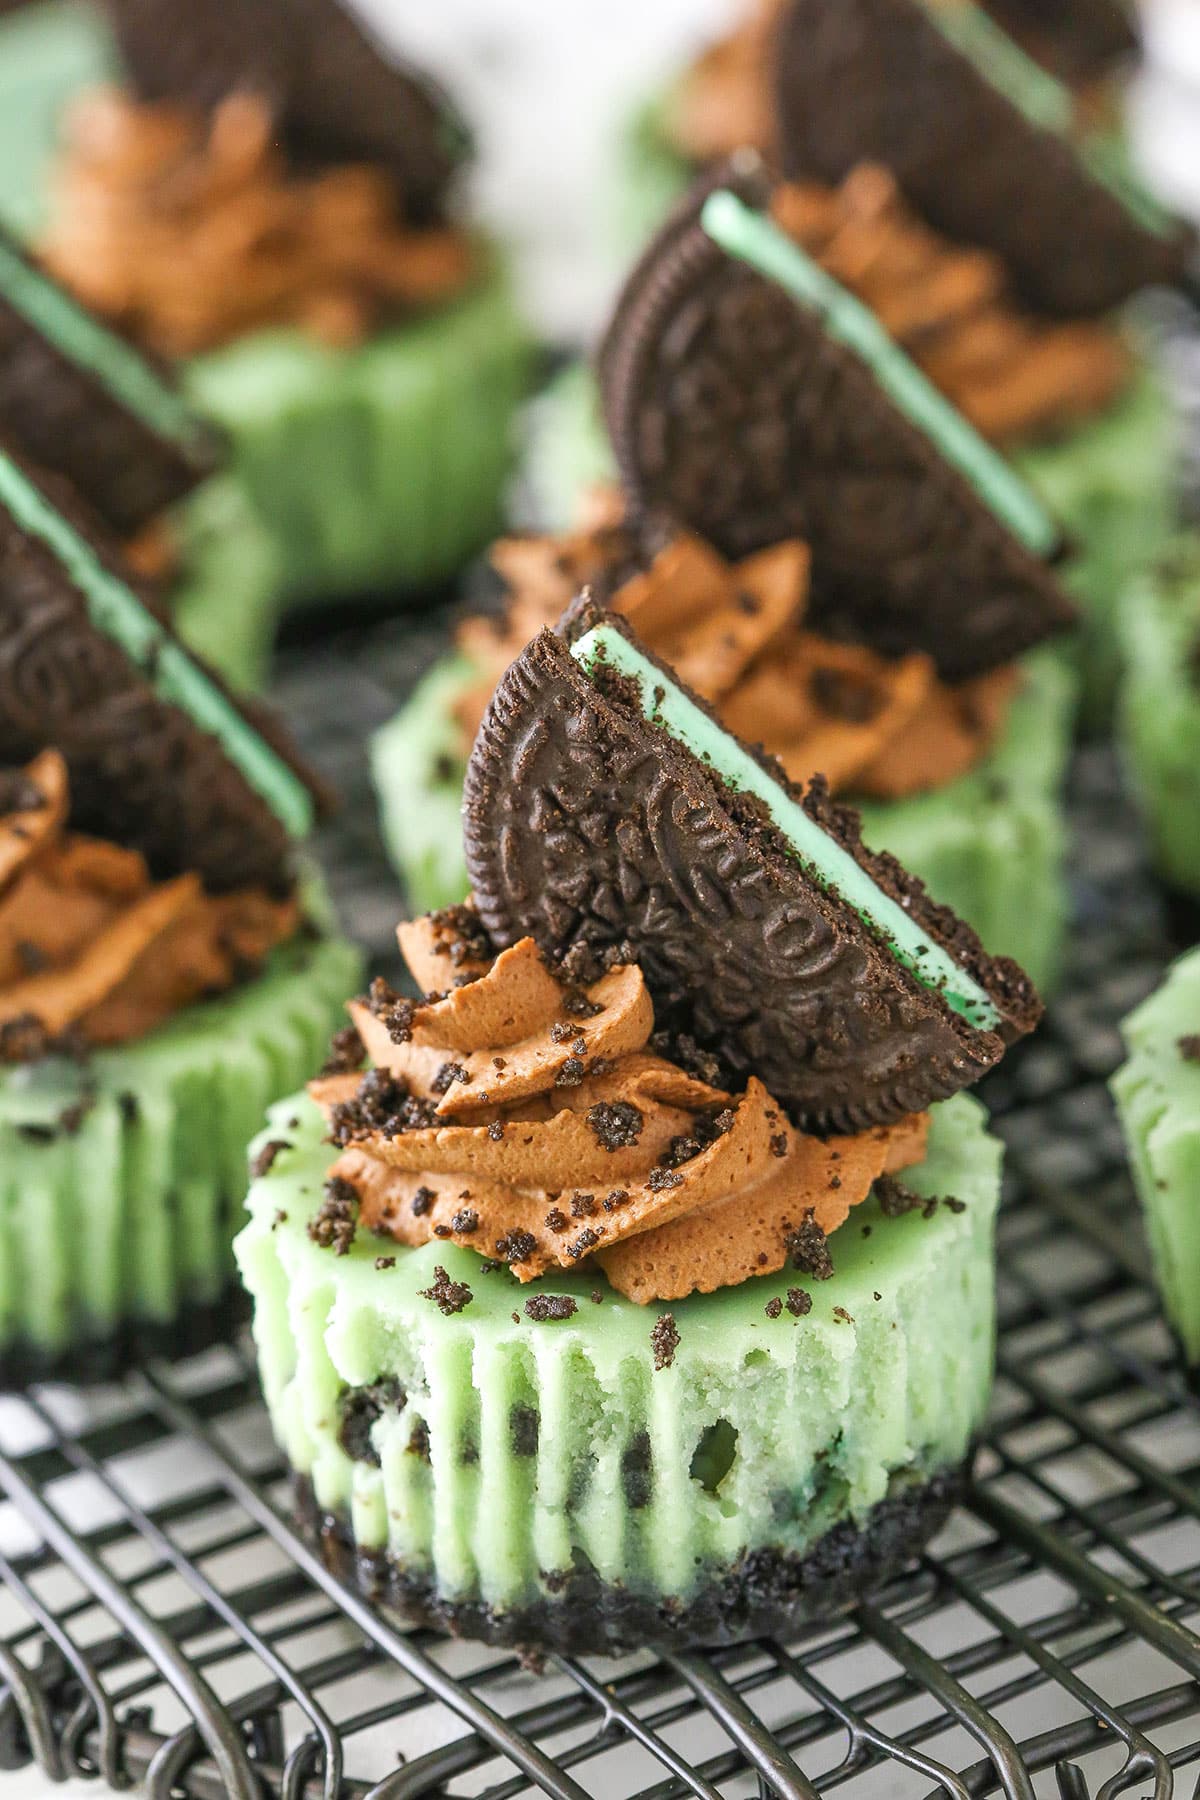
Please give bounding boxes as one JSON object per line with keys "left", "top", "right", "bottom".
{"left": 0, "top": 441, "right": 323, "bottom": 893}
{"left": 599, "top": 169, "right": 1075, "bottom": 683}
{"left": 463, "top": 604, "right": 1041, "bottom": 1135}
{"left": 980, "top": 0, "right": 1137, "bottom": 84}
{"left": 102, "top": 0, "right": 469, "bottom": 225}
{"left": 772, "top": 0, "right": 1189, "bottom": 318}
{"left": 0, "top": 226, "right": 220, "bottom": 538}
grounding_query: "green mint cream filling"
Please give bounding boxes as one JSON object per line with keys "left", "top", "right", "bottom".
{"left": 0, "top": 451, "right": 314, "bottom": 839}
{"left": 0, "top": 234, "right": 210, "bottom": 451}
{"left": 917, "top": 0, "right": 1177, "bottom": 238}
{"left": 700, "top": 189, "right": 1059, "bottom": 559}
{"left": 571, "top": 622, "right": 1001, "bottom": 1032}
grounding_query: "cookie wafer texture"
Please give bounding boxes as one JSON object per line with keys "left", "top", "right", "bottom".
{"left": 463, "top": 610, "right": 1041, "bottom": 1135}
{"left": 599, "top": 170, "right": 1075, "bottom": 683}
{"left": 101, "top": 0, "right": 468, "bottom": 225}
{"left": 980, "top": 0, "right": 1137, "bottom": 82}
{"left": 0, "top": 226, "right": 219, "bottom": 537}
{"left": 772, "top": 0, "right": 1190, "bottom": 318}
{"left": 0, "top": 441, "right": 323, "bottom": 892}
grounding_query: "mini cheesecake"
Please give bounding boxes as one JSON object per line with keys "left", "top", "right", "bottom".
{"left": 375, "top": 168, "right": 1078, "bottom": 991}
{"left": 239, "top": 607, "right": 1038, "bottom": 1653}
{"left": 1116, "top": 537, "right": 1200, "bottom": 903}
{"left": 613, "top": 0, "right": 1188, "bottom": 719}
{"left": 1113, "top": 950, "right": 1200, "bottom": 1374}
{"left": 0, "top": 0, "right": 532, "bottom": 620}
{"left": 0, "top": 441, "right": 360, "bottom": 1382}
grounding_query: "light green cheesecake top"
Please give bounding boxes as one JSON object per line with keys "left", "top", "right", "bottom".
{"left": 0, "top": 449, "right": 314, "bottom": 839}
{"left": 0, "top": 231, "right": 212, "bottom": 452}
{"left": 917, "top": 0, "right": 1175, "bottom": 237}
{"left": 570, "top": 621, "right": 1001, "bottom": 1032}
{"left": 701, "top": 189, "right": 1059, "bottom": 558}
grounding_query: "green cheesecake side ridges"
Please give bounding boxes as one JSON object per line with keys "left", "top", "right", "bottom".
{"left": 1112, "top": 950, "right": 1200, "bottom": 1368}
{"left": 571, "top": 621, "right": 1001, "bottom": 1029}
{"left": 236, "top": 1092, "right": 999, "bottom": 1614}
{"left": 0, "top": 230, "right": 212, "bottom": 453}
{"left": 0, "top": 449, "right": 314, "bottom": 837}
{"left": 701, "top": 190, "right": 1059, "bottom": 558}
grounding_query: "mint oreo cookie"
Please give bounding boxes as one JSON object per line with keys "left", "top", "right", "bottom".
{"left": 464, "top": 605, "right": 1041, "bottom": 1133}
{"left": 772, "top": 0, "right": 1190, "bottom": 317}
{"left": 599, "top": 168, "right": 1075, "bottom": 682}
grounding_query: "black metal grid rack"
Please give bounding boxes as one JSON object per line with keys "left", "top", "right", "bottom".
{"left": 0, "top": 612, "right": 1198, "bottom": 1800}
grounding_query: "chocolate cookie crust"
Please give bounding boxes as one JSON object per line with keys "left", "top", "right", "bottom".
{"left": 0, "top": 445, "right": 323, "bottom": 893}
{"left": 102, "top": 0, "right": 468, "bottom": 226}
{"left": 463, "top": 621, "right": 1041, "bottom": 1133}
{"left": 771, "top": 0, "right": 1190, "bottom": 318}
{"left": 297, "top": 1461, "right": 967, "bottom": 1654}
{"left": 0, "top": 227, "right": 219, "bottom": 537}
{"left": 0, "top": 1285, "right": 249, "bottom": 1389}
{"left": 598, "top": 173, "right": 1075, "bottom": 683}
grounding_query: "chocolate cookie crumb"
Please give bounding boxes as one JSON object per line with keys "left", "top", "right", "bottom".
{"left": 621, "top": 1430, "right": 653, "bottom": 1508}
{"left": 555, "top": 1056, "right": 586, "bottom": 1087}
{"left": 570, "top": 1192, "right": 597, "bottom": 1217}
{"left": 833, "top": 1306, "right": 854, "bottom": 1324}
{"left": 876, "top": 1176, "right": 923, "bottom": 1218}
{"left": 366, "top": 977, "right": 416, "bottom": 1045}
{"left": 272, "top": 1209, "right": 288, "bottom": 1230}
{"left": 651, "top": 1313, "right": 680, "bottom": 1370}
{"left": 411, "top": 1186, "right": 435, "bottom": 1217}
{"left": 545, "top": 1208, "right": 568, "bottom": 1233}
{"left": 420, "top": 1265, "right": 474, "bottom": 1315}
{"left": 786, "top": 1213, "right": 834, "bottom": 1281}
{"left": 647, "top": 1166, "right": 684, "bottom": 1193}
{"left": 487, "top": 1120, "right": 505, "bottom": 1141}
{"left": 375, "top": 1256, "right": 396, "bottom": 1270}
{"left": 510, "top": 1405, "right": 540, "bottom": 1456}
{"left": 1179, "top": 1035, "right": 1200, "bottom": 1063}
{"left": 786, "top": 1288, "right": 812, "bottom": 1317}
{"left": 770, "top": 1132, "right": 789, "bottom": 1159}
{"left": 432, "top": 1061, "right": 469, "bottom": 1095}
{"left": 561, "top": 988, "right": 603, "bottom": 1019}
{"left": 764, "top": 1297, "right": 783, "bottom": 1319}
{"left": 591, "top": 1289, "right": 604, "bottom": 1305}
{"left": 524, "top": 1294, "right": 578, "bottom": 1322}
{"left": 337, "top": 1376, "right": 404, "bottom": 1465}
{"left": 308, "top": 1176, "right": 359, "bottom": 1255}
{"left": 603, "top": 1189, "right": 630, "bottom": 1211}
{"left": 567, "top": 1228, "right": 601, "bottom": 1260}
{"left": 587, "top": 1100, "right": 644, "bottom": 1150}
{"left": 496, "top": 1228, "right": 538, "bottom": 1264}
{"left": 328, "top": 1068, "right": 436, "bottom": 1143}
{"left": 320, "top": 1023, "right": 365, "bottom": 1077}
{"left": 250, "top": 1138, "right": 291, "bottom": 1180}
{"left": 451, "top": 1208, "right": 479, "bottom": 1234}
{"left": 944, "top": 1196, "right": 967, "bottom": 1214}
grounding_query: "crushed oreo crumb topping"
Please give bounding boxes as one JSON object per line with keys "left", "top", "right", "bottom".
{"left": 524, "top": 1294, "right": 578, "bottom": 1322}
{"left": 567, "top": 1227, "right": 601, "bottom": 1260}
{"left": 450, "top": 1208, "right": 479, "bottom": 1234}
{"left": 786, "top": 1212, "right": 834, "bottom": 1280}
{"left": 495, "top": 1228, "right": 539, "bottom": 1264}
{"left": 586, "top": 1100, "right": 644, "bottom": 1150}
{"left": 366, "top": 977, "right": 416, "bottom": 1045}
{"left": 320, "top": 1023, "right": 365, "bottom": 1077}
{"left": 308, "top": 1176, "right": 359, "bottom": 1255}
{"left": 570, "top": 1192, "right": 596, "bottom": 1217}
{"left": 651, "top": 1313, "right": 680, "bottom": 1371}
{"left": 328, "top": 1068, "right": 436, "bottom": 1144}
{"left": 603, "top": 1189, "right": 630, "bottom": 1211}
{"left": 764, "top": 1297, "right": 783, "bottom": 1319}
{"left": 375, "top": 1255, "right": 396, "bottom": 1270}
{"left": 250, "top": 1138, "right": 290, "bottom": 1180}
{"left": 419, "top": 1265, "right": 474, "bottom": 1315}
{"left": 411, "top": 1186, "right": 435, "bottom": 1217}
{"left": 1179, "top": 1035, "right": 1200, "bottom": 1063}
{"left": 787, "top": 1288, "right": 813, "bottom": 1317}
{"left": 432, "top": 1061, "right": 469, "bottom": 1095}
{"left": 510, "top": 1404, "right": 540, "bottom": 1456}
{"left": 647, "top": 1166, "right": 683, "bottom": 1193}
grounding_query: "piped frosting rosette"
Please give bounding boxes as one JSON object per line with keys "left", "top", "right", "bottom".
{"left": 311, "top": 910, "right": 928, "bottom": 1304}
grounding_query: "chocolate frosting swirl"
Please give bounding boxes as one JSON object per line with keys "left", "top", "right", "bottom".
{"left": 0, "top": 749, "right": 297, "bottom": 1060}
{"left": 311, "top": 911, "right": 928, "bottom": 1302}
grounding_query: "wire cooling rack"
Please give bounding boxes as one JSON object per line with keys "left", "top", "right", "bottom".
{"left": 0, "top": 609, "right": 1198, "bottom": 1800}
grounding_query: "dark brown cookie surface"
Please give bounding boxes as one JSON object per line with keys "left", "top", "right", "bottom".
{"left": 772, "top": 0, "right": 1189, "bottom": 318}
{"left": 0, "top": 231, "right": 220, "bottom": 538}
{"left": 980, "top": 0, "right": 1137, "bottom": 83}
{"left": 102, "top": 0, "right": 468, "bottom": 225}
{"left": 598, "top": 177, "right": 1076, "bottom": 683}
{"left": 0, "top": 446, "right": 323, "bottom": 893}
{"left": 463, "top": 623, "right": 1041, "bottom": 1134}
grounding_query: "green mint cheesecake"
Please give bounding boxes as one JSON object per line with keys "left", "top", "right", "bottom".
{"left": 0, "top": 441, "right": 360, "bottom": 1382}
{"left": 238, "top": 602, "right": 1041, "bottom": 1652}
{"left": 1112, "top": 950, "right": 1200, "bottom": 1373}
{"left": 375, "top": 168, "right": 1078, "bottom": 991}
{"left": 0, "top": 0, "right": 533, "bottom": 630}
{"left": 611, "top": 0, "right": 1189, "bottom": 721}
